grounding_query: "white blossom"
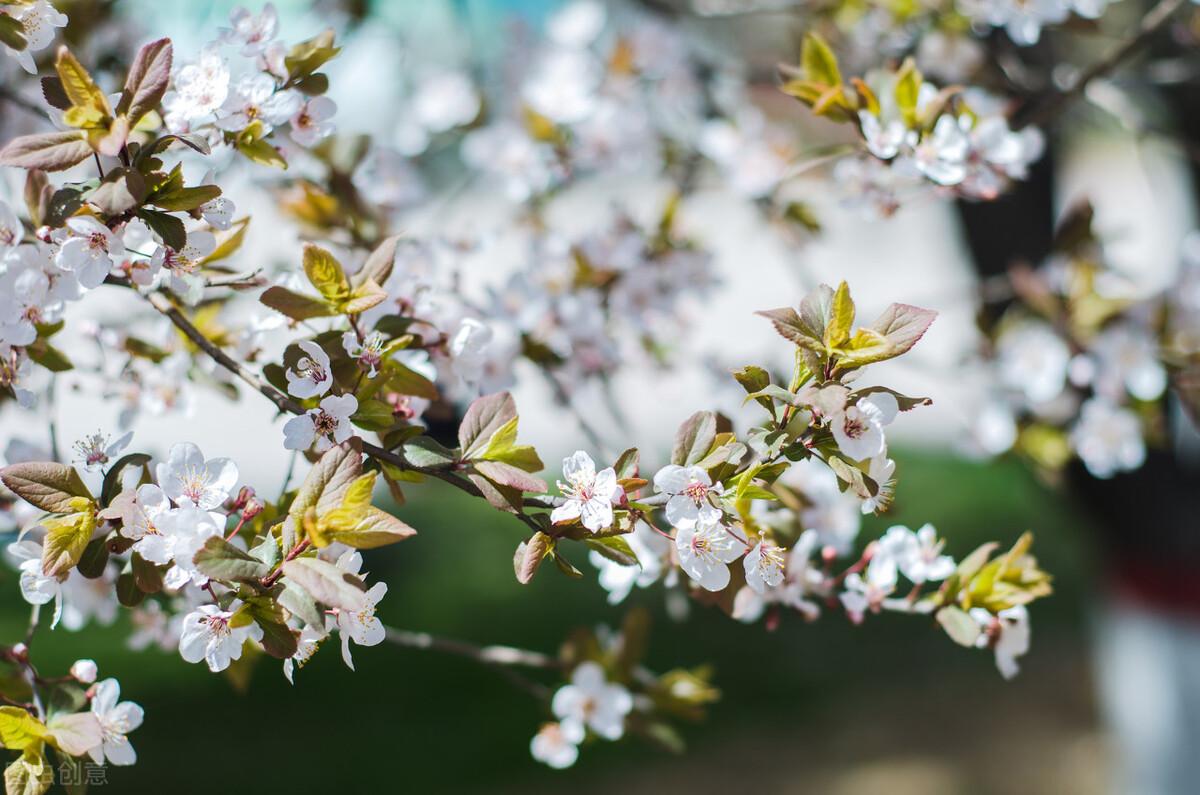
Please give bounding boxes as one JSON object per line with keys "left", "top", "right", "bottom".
{"left": 290, "top": 96, "right": 337, "bottom": 147}
{"left": 971, "top": 605, "right": 1030, "bottom": 679}
{"left": 653, "top": 464, "right": 722, "bottom": 529}
{"left": 57, "top": 217, "right": 125, "bottom": 289}
{"left": 839, "top": 548, "right": 898, "bottom": 622}
{"left": 880, "top": 524, "right": 955, "bottom": 584}
{"left": 1070, "top": 398, "right": 1145, "bottom": 478}
{"left": 286, "top": 339, "right": 334, "bottom": 399}
{"left": 179, "top": 603, "right": 263, "bottom": 672}
{"left": 551, "top": 451, "right": 621, "bottom": 532}
{"left": 530, "top": 722, "right": 581, "bottom": 769}
{"left": 221, "top": 3, "right": 278, "bottom": 55}
{"left": 743, "top": 540, "right": 786, "bottom": 595}
{"left": 70, "top": 659, "right": 98, "bottom": 684}
{"left": 156, "top": 442, "right": 239, "bottom": 511}
{"left": 830, "top": 392, "right": 899, "bottom": 461}
{"left": 3, "top": 0, "right": 67, "bottom": 73}
{"left": 551, "top": 661, "right": 633, "bottom": 741}
{"left": 282, "top": 394, "right": 358, "bottom": 451}
{"left": 588, "top": 520, "right": 671, "bottom": 604}
{"left": 675, "top": 518, "right": 744, "bottom": 592}
{"left": 86, "top": 678, "right": 143, "bottom": 766}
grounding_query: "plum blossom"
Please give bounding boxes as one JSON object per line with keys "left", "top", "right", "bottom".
{"left": 163, "top": 49, "right": 230, "bottom": 131}
{"left": 283, "top": 624, "right": 325, "bottom": 684}
{"left": 221, "top": 3, "right": 278, "bottom": 55}
{"left": 2, "top": 0, "right": 67, "bottom": 73}
{"left": 57, "top": 217, "right": 126, "bottom": 289}
{"left": 153, "top": 230, "right": 217, "bottom": 305}
{"left": 8, "top": 536, "right": 64, "bottom": 627}
{"left": 156, "top": 442, "right": 239, "bottom": 511}
{"left": 179, "top": 603, "right": 263, "bottom": 672}
{"left": 343, "top": 331, "right": 386, "bottom": 378}
{"left": 327, "top": 551, "right": 386, "bottom": 670}
{"left": 86, "top": 678, "right": 143, "bottom": 766}
{"left": 997, "top": 322, "right": 1070, "bottom": 406}
{"left": 733, "top": 529, "right": 823, "bottom": 623}
{"left": 290, "top": 96, "right": 337, "bottom": 147}
{"left": 743, "top": 539, "right": 786, "bottom": 595}
{"left": 72, "top": 430, "right": 132, "bottom": 472}
{"left": 830, "top": 392, "right": 899, "bottom": 461}
{"left": 653, "top": 464, "right": 722, "bottom": 529}
{"left": 971, "top": 605, "right": 1030, "bottom": 679}
{"left": 839, "top": 548, "right": 899, "bottom": 622}
{"left": 530, "top": 722, "right": 581, "bottom": 769}
{"left": 675, "top": 518, "right": 744, "bottom": 592}
{"left": 551, "top": 661, "right": 633, "bottom": 741}
{"left": 286, "top": 340, "right": 333, "bottom": 399}
{"left": 859, "top": 455, "right": 896, "bottom": 514}
{"left": 282, "top": 394, "right": 358, "bottom": 452}
{"left": 1070, "top": 398, "right": 1145, "bottom": 478}
{"left": 215, "top": 73, "right": 301, "bottom": 134}
{"left": 200, "top": 197, "right": 235, "bottom": 231}
{"left": 551, "top": 451, "right": 622, "bottom": 532}
{"left": 146, "top": 504, "right": 224, "bottom": 590}
{"left": 880, "top": 524, "right": 955, "bottom": 584}
{"left": 588, "top": 521, "right": 671, "bottom": 604}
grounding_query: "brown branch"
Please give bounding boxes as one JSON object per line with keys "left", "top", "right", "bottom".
{"left": 1011, "top": 0, "right": 1187, "bottom": 130}
{"left": 384, "top": 626, "right": 559, "bottom": 699}
{"left": 131, "top": 283, "right": 557, "bottom": 529}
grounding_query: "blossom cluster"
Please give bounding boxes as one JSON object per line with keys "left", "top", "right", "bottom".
{"left": 969, "top": 204, "right": 1184, "bottom": 479}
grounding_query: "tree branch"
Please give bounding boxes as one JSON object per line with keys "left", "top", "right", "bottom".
{"left": 384, "top": 626, "right": 558, "bottom": 699}
{"left": 131, "top": 283, "right": 558, "bottom": 529}
{"left": 1011, "top": 0, "right": 1187, "bottom": 130}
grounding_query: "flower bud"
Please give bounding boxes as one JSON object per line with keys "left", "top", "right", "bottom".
{"left": 233, "top": 486, "right": 256, "bottom": 511}
{"left": 242, "top": 496, "right": 264, "bottom": 520}
{"left": 70, "top": 659, "right": 98, "bottom": 684}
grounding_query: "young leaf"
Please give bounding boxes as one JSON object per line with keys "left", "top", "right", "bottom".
{"left": 801, "top": 32, "right": 841, "bottom": 88}
{"left": 514, "top": 532, "right": 553, "bottom": 584}
{"left": 473, "top": 460, "right": 548, "bottom": 494}
{"left": 0, "top": 462, "right": 92, "bottom": 513}
{"left": 55, "top": 46, "right": 110, "bottom": 117}
{"left": 671, "top": 411, "right": 717, "bottom": 467}
{"left": 0, "top": 131, "right": 91, "bottom": 172}
{"left": 936, "top": 605, "right": 982, "bottom": 647}
{"left": 352, "top": 234, "right": 402, "bottom": 289}
{"left": 584, "top": 535, "right": 639, "bottom": 567}
{"left": 280, "top": 557, "right": 368, "bottom": 612}
{"left": 302, "top": 243, "right": 350, "bottom": 303}
{"left": 116, "top": 38, "right": 173, "bottom": 125}
{"left": 259, "top": 285, "right": 338, "bottom": 321}
{"left": 458, "top": 392, "right": 518, "bottom": 459}
{"left": 825, "top": 281, "right": 855, "bottom": 348}
{"left": 42, "top": 507, "right": 97, "bottom": 577}
{"left": 192, "top": 536, "right": 272, "bottom": 583}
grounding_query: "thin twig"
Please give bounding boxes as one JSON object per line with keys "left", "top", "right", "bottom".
{"left": 1011, "top": 0, "right": 1187, "bottom": 130}
{"left": 384, "top": 627, "right": 560, "bottom": 699}
{"left": 123, "top": 281, "right": 558, "bottom": 528}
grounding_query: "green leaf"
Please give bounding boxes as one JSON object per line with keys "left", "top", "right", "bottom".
{"left": 825, "top": 280, "right": 855, "bottom": 348}
{"left": 288, "top": 438, "right": 363, "bottom": 527}
{"left": 302, "top": 243, "right": 350, "bottom": 304}
{"left": 76, "top": 536, "right": 111, "bottom": 579}
{"left": 278, "top": 582, "right": 324, "bottom": 628}
{"left": 936, "top": 605, "right": 982, "bottom": 647}
{"left": 514, "top": 532, "right": 553, "bottom": 584}
{"left": 834, "top": 302, "right": 937, "bottom": 370}
{"left": 192, "top": 536, "right": 272, "bottom": 583}
{"left": 0, "top": 16, "right": 26, "bottom": 51}
{"left": 136, "top": 208, "right": 186, "bottom": 250}
{"left": 0, "top": 462, "right": 92, "bottom": 513}
{"left": 314, "top": 471, "right": 418, "bottom": 549}
{"left": 824, "top": 455, "right": 878, "bottom": 498}
{"left": 400, "top": 436, "right": 457, "bottom": 469}
{"left": 350, "top": 399, "right": 396, "bottom": 432}
{"left": 246, "top": 599, "right": 299, "bottom": 659}
{"left": 613, "top": 448, "right": 640, "bottom": 479}
{"left": 340, "top": 278, "right": 386, "bottom": 315}
{"left": 801, "top": 32, "right": 841, "bottom": 87}
{"left": 285, "top": 29, "right": 341, "bottom": 79}
{"left": 55, "top": 46, "right": 111, "bottom": 118}
{"left": 0, "top": 708, "right": 48, "bottom": 751}
{"left": 894, "top": 58, "right": 923, "bottom": 127}
{"left": 116, "top": 38, "right": 172, "bottom": 126}
{"left": 671, "top": 411, "right": 717, "bottom": 466}
{"left": 0, "top": 131, "right": 91, "bottom": 172}
{"left": 280, "top": 557, "right": 368, "bottom": 612}
{"left": 259, "top": 285, "right": 338, "bottom": 321}
{"left": 149, "top": 184, "right": 221, "bottom": 212}
{"left": 472, "top": 460, "right": 547, "bottom": 494}
{"left": 42, "top": 507, "right": 97, "bottom": 577}
{"left": 383, "top": 359, "right": 438, "bottom": 400}
{"left": 352, "top": 235, "right": 401, "bottom": 289}
{"left": 458, "top": 392, "right": 518, "bottom": 459}
{"left": 89, "top": 167, "right": 147, "bottom": 215}
{"left": 4, "top": 749, "right": 52, "bottom": 795}
{"left": 584, "top": 535, "right": 639, "bottom": 567}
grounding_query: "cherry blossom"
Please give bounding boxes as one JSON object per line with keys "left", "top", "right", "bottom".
{"left": 830, "top": 392, "right": 899, "bottom": 461}
{"left": 57, "top": 217, "right": 126, "bottom": 289}
{"left": 550, "top": 451, "right": 621, "bottom": 533}
{"left": 551, "top": 661, "right": 633, "bottom": 741}
{"left": 744, "top": 539, "right": 786, "bottom": 595}
{"left": 179, "top": 603, "right": 263, "bottom": 672}
{"left": 971, "top": 605, "right": 1031, "bottom": 679}
{"left": 1069, "top": 398, "right": 1146, "bottom": 478}
{"left": 290, "top": 96, "right": 337, "bottom": 147}
{"left": 530, "top": 722, "right": 582, "bottom": 769}
{"left": 675, "top": 519, "right": 744, "bottom": 592}
{"left": 156, "top": 442, "right": 239, "bottom": 511}
{"left": 880, "top": 524, "right": 955, "bottom": 584}
{"left": 2, "top": 0, "right": 67, "bottom": 73}
{"left": 282, "top": 394, "right": 359, "bottom": 451}
{"left": 86, "top": 678, "right": 144, "bottom": 766}
{"left": 653, "top": 464, "right": 722, "bottom": 529}
{"left": 286, "top": 339, "right": 334, "bottom": 399}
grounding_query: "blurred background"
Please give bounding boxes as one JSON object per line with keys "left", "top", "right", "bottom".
{"left": 2, "top": 0, "right": 1198, "bottom": 792}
